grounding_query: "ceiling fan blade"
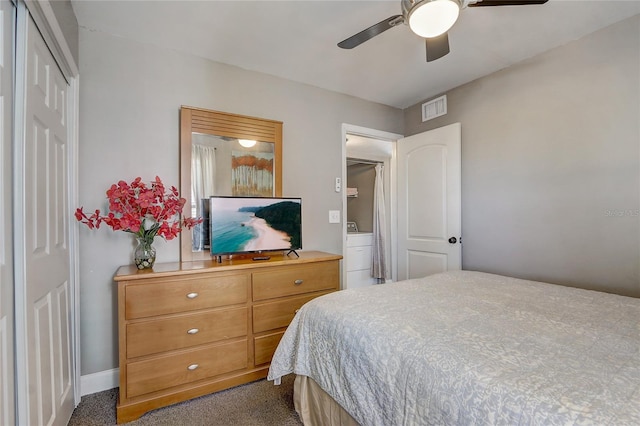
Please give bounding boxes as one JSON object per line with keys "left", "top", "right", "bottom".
{"left": 468, "top": 0, "right": 548, "bottom": 6}
{"left": 426, "top": 33, "right": 450, "bottom": 62}
{"left": 338, "top": 15, "right": 403, "bottom": 49}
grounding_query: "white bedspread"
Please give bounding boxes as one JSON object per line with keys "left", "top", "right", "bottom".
{"left": 268, "top": 271, "right": 640, "bottom": 425}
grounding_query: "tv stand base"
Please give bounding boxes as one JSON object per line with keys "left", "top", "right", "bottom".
{"left": 252, "top": 256, "right": 271, "bottom": 261}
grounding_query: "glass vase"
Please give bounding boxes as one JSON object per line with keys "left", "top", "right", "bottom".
{"left": 134, "top": 237, "right": 156, "bottom": 270}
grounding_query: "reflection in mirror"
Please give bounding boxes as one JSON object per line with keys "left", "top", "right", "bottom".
{"left": 180, "top": 106, "right": 282, "bottom": 262}
{"left": 190, "top": 134, "right": 275, "bottom": 252}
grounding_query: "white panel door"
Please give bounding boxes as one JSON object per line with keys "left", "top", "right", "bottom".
{"left": 0, "top": 2, "right": 15, "bottom": 425}
{"left": 397, "top": 123, "right": 461, "bottom": 280}
{"left": 20, "top": 14, "right": 74, "bottom": 426}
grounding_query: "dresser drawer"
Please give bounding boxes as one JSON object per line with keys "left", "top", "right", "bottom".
{"left": 254, "top": 331, "right": 285, "bottom": 366}
{"left": 126, "top": 340, "right": 248, "bottom": 398}
{"left": 252, "top": 261, "right": 339, "bottom": 301}
{"left": 253, "top": 292, "right": 331, "bottom": 333}
{"left": 126, "top": 307, "right": 248, "bottom": 358}
{"left": 125, "top": 273, "right": 249, "bottom": 319}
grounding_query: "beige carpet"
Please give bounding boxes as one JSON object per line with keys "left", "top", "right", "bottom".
{"left": 68, "top": 374, "right": 302, "bottom": 426}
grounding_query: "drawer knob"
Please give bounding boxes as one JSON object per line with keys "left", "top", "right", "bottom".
{"left": 187, "top": 328, "right": 199, "bottom": 335}
{"left": 186, "top": 292, "right": 199, "bottom": 299}
{"left": 187, "top": 364, "right": 199, "bottom": 371}
{"left": 294, "top": 279, "right": 304, "bottom": 285}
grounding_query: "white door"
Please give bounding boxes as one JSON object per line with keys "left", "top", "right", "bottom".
{"left": 16, "top": 14, "right": 74, "bottom": 426}
{"left": 397, "top": 123, "right": 461, "bottom": 280}
{"left": 0, "top": 2, "right": 15, "bottom": 425}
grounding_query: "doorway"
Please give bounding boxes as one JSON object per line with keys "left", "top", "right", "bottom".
{"left": 341, "top": 123, "right": 462, "bottom": 288}
{"left": 341, "top": 124, "right": 402, "bottom": 289}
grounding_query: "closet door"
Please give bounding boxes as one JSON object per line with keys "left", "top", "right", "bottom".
{"left": 0, "top": 2, "right": 15, "bottom": 425}
{"left": 17, "top": 13, "right": 74, "bottom": 426}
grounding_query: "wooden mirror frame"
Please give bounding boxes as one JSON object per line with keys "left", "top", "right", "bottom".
{"left": 180, "top": 106, "right": 283, "bottom": 262}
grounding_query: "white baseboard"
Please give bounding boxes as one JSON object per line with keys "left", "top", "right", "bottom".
{"left": 80, "top": 368, "right": 119, "bottom": 396}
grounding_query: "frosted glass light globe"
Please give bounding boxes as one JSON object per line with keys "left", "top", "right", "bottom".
{"left": 408, "top": 0, "right": 460, "bottom": 38}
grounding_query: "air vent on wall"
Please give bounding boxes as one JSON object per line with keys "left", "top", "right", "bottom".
{"left": 421, "top": 95, "right": 447, "bottom": 122}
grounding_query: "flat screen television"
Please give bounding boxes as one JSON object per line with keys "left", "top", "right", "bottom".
{"left": 209, "top": 196, "right": 302, "bottom": 257}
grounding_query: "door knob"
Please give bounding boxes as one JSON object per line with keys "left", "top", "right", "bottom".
{"left": 448, "top": 237, "right": 457, "bottom": 244}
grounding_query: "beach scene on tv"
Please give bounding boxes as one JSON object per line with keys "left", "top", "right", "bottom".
{"left": 209, "top": 197, "right": 302, "bottom": 255}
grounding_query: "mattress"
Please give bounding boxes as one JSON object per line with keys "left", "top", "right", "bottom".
{"left": 268, "top": 270, "right": 640, "bottom": 425}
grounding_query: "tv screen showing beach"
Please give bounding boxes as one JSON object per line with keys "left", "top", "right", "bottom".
{"left": 209, "top": 197, "right": 302, "bottom": 255}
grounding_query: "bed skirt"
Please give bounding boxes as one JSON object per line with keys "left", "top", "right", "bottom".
{"left": 294, "top": 375, "right": 360, "bottom": 426}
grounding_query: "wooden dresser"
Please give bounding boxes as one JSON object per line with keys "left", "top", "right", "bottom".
{"left": 114, "top": 251, "right": 341, "bottom": 423}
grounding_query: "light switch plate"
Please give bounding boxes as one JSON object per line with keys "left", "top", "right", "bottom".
{"left": 329, "top": 210, "right": 341, "bottom": 224}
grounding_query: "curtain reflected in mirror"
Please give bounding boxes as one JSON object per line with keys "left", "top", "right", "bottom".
{"left": 190, "top": 133, "right": 275, "bottom": 252}
{"left": 191, "top": 142, "right": 216, "bottom": 251}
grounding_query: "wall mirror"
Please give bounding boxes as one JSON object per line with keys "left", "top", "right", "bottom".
{"left": 180, "top": 106, "right": 282, "bottom": 261}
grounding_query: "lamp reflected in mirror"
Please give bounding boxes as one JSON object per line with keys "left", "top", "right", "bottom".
{"left": 238, "top": 139, "right": 257, "bottom": 148}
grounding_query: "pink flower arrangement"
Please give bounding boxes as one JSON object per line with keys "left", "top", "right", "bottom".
{"left": 75, "top": 176, "right": 202, "bottom": 242}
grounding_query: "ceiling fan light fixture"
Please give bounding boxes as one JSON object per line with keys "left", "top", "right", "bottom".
{"left": 407, "top": 0, "right": 461, "bottom": 38}
{"left": 238, "top": 139, "right": 257, "bottom": 148}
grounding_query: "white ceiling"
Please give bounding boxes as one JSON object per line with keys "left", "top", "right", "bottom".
{"left": 71, "top": 0, "right": 640, "bottom": 109}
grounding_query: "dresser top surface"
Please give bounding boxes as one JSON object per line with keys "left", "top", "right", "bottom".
{"left": 114, "top": 250, "right": 342, "bottom": 281}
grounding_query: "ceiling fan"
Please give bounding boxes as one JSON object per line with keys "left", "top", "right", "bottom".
{"left": 338, "top": 0, "right": 549, "bottom": 62}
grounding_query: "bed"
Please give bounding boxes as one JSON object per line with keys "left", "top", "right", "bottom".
{"left": 267, "top": 270, "right": 640, "bottom": 425}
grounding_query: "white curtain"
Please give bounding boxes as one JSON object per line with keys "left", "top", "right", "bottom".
{"left": 191, "top": 144, "right": 216, "bottom": 250}
{"left": 371, "top": 163, "right": 388, "bottom": 282}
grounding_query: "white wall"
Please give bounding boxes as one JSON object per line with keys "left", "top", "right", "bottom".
{"left": 404, "top": 16, "right": 640, "bottom": 297}
{"left": 78, "top": 28, "right": 403, "bottom": 376}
